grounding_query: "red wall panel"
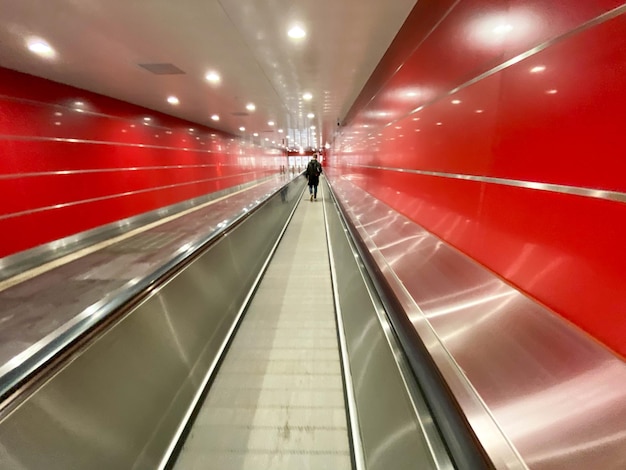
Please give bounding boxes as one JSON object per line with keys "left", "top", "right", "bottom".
{"left": 331, "top": 1, "right": 626, "bottom": 356}
{"left": 0, "top": 67, "right": 282, "bottom": 258}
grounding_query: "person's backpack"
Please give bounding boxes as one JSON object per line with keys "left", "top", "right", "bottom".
{"left": 307, "top": 159, "right": 321, "bottom": 176}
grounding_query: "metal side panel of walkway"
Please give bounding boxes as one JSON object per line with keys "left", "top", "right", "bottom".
{"left": 172, "top": 185, "right": 351, "bottom": 469}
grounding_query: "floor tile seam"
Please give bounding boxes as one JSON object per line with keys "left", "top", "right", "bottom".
{"left": 217, "top": 374, "right": 343, "bottom": 380}
{"left": 231, "top": 334, "right": 339, "bottom": 340}
{"left": 208, "top": 388, "right": 345, "bottom": 395}
{"left": 239, "top": 320, "right": 336, "bottom": 324}
{"left": 212, "top": 384, "right": 344, "bottom": 390}
{"left": 188, "top": 424, "right": 348, "bottom": 431}
{"left": 216, "top": 376, "right": 343, "bottom": 382}
{"left": 225, "top": 344, "right": 342, "bottom": 346}
{"left": 214, "top": 370, "right": 342, "bottom": 375}
{"left": 228, "top": 323, "right": 339, "bottom": 331}
{"left": 207, "top": 399, "right": 346, "bottom": 405}
{"left": 219, "top": 365, "right": 342, "bottom": 371}
{"left": 181, "top": 448, "right": 350, "bottom": 456}
{"left": 225, "top": 341, "right": 338, "bottom": 347}
{"left": 217, "top": 358, "right": 339, "bottom": 365}
{"left": 223, "top": 356, "right": 339, "bottom": 362}
{"left": 197, "top": 404, "right": 346, "bottom": 410}
{"left": 226, "top": 334, "right": 338, "bottom": 340}
{"left": 218, "top": 356, "right": 335, "bottom": 364}
{"left": 204, "top": 388, "right": 343, "bottom": 393}
{"left": 227, "top": 321, "right": 337, "bottom": 339}
{"left": 219, "top": 369, "right": 343, "bottom": 376}
{"left": 221, "top": 345, "right": 339, "bottom": 349}
{"left": 233, "top": 327, "right": 338, "bottom": 332}
{"left": 225, "top": 341, "right": 339, "bottom": 347}
{"left": 240, "top": 324, "right": 337, "bottom": 328}
{"left": 231, "top": 319, "right": 336, "bottom": 327}
{"left": 213, "top": 378, "right": 343, "bottom": 383}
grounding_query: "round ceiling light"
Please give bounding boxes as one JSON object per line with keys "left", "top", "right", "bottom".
{"left": 288, "top": 26, "right": 306, "bottom": 39}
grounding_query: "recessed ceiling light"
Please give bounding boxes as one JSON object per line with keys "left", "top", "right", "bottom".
{"left": 303, "top": 92, "right": 313, "bottom": 101}
{"left": 246, "top": 103, "right": 256, "bottom": 112}
{"left": 268, "top": 121, "right": 275, "bottom": 126}
{"left": 26, "top": 37, "right": 56, "bottom": 59}
{"left": 307, "top": 113, "right": 314, "bottom": 118}
{"left": 546, "top": 89, "right": 558, "bottom": 94}
{"left": 530, "top": 65, "right": 546, "bottom": 73}
{"left": 288, "top": 25, "right": 306, "bottom": 39}
{"left": 239, "top": 127, "right": 246, "bottom": 132}
{"left": 493, "top": 24, "right": 513, "bottom": 35}
{"left": 211, "top": 114, "right": 220, "bottom": 121}
{"left": 451, "top": 99, "right": 461, "bottom": 104}
{"left": 167, "top": 96, "right": 179, "bottom": 105}
{"left": 253, "top": 133, "right": 259, "bottom": 137}
{"left": 143, "top": 117, "right": 152, "bottom": 122}
{"left": 205, "top": 71, "right": 221, "bottom": 83}
{"left": 278, "top": 129, "right": 284, "bottom": 133}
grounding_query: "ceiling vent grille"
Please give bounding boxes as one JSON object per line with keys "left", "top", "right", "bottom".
{"left": 138, "top": 63, "right": 185, "bottom": 75}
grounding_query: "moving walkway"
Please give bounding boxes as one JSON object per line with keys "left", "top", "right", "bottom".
{"left": 0, "top": 175, "right": 490, "bottom": 469}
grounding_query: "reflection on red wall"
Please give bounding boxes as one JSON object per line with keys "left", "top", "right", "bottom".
{"left": 330, "top": 1, "right": 626, "bottom": 356}
{"left": 0, "top": 67, "right": 282, "bottom": 259}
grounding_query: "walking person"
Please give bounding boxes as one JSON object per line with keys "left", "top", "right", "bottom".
{"left": 305, "top": 153, "right": 322, "bottom": 201}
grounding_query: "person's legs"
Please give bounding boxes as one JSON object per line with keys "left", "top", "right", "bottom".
{"left": 313, "top": 184, "right": 318, "bottom": 199}
{"left": 309, "top": 184, "right": 313, "bottom": 201}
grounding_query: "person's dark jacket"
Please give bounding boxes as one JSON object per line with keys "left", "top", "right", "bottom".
{"left": 305, "top": 159, "right": 322, "bottom": 185}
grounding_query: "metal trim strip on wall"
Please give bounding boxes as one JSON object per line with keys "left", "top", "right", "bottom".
{"left": 0, "top": 164, "right": 244, "bottom": 180}
{"left": 0, "top": 170, "right": 269, "bottom": 221}
{"left": 0, "top": 134, "right": 235, "bottom": 154}
{"left": 353, "top": 164, "right": 626, "bottom": 204}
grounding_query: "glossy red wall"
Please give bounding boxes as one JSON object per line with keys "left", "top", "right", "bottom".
{"left": 0, "top": 67, "right": 282, "bottom": 259}
{"left": 329, "top": 1, "right": 626, "bottom": 356}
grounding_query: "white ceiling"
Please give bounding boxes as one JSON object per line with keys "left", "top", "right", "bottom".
{"left": 0, "top": 0, "right": 416, "bottom": 150}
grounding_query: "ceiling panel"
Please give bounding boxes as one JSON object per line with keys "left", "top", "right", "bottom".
{"left": 0, "top": 0, "right": 416, "bottom": 150}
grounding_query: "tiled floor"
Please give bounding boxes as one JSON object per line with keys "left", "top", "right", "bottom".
{"left": 173, "top": 187, "right": 351, "bottom": 469}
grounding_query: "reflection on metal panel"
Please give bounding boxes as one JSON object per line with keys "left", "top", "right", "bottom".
{"left": 0, "top": 178, "right": 305, "bottom": 469}
{"left": 0, "top": 176, "right": 296, "bottom": 402}
{"left": 323, "top": 180, "right": 453, "bottom": 470}
{"left": 329, "top": 176, "right": 626, "bottom": 470}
